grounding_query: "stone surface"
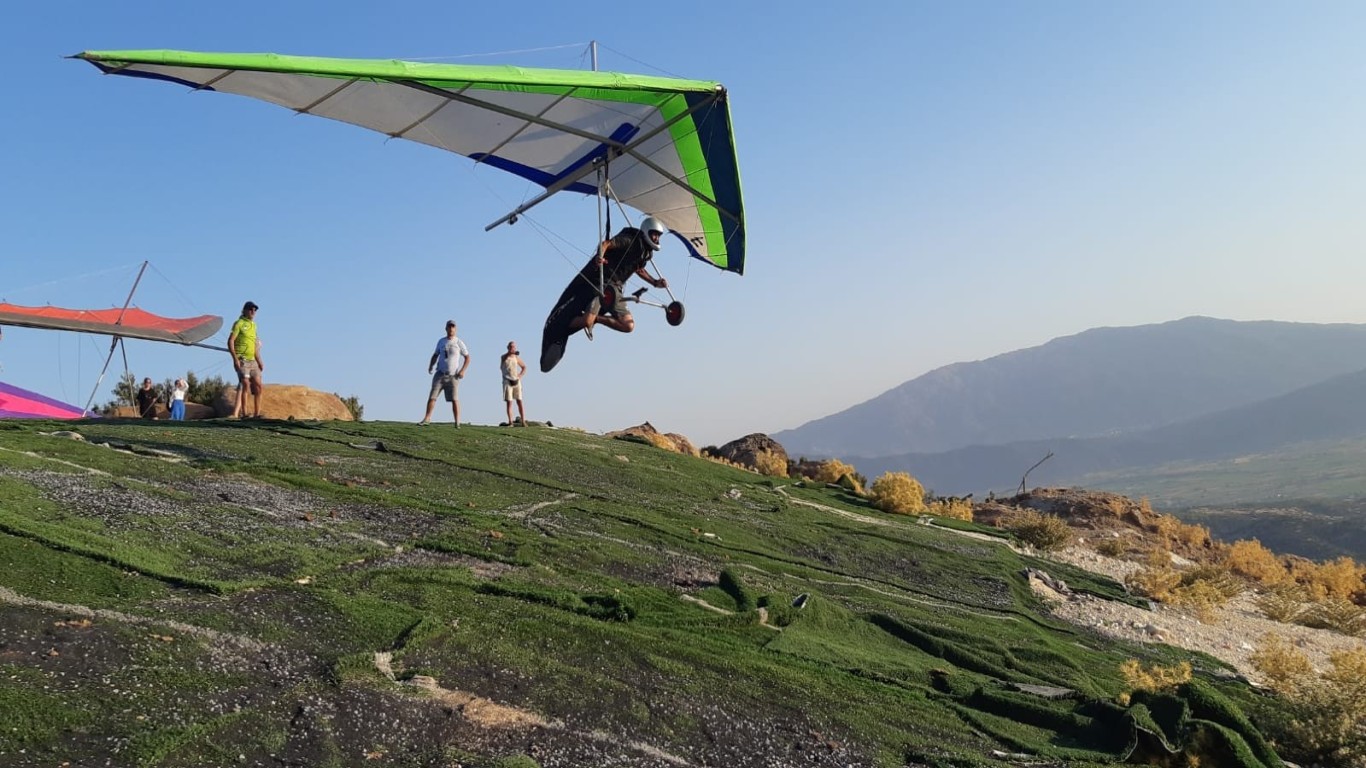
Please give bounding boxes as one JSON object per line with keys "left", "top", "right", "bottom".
{"left": 215, "top": 384, "right": 354, "bottom": 421}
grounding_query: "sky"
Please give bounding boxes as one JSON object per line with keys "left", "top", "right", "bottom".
{"left": 4, "top": 2, "right": 1366, "bottom": 446}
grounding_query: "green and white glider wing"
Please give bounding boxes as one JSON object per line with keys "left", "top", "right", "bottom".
{"left": 76, "top": 50, "right": 746, "bottom": 274}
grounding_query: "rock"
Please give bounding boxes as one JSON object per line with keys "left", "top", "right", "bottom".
{"left": 604, "top": 422, "right": 698, "bottom": 455}
{"left": 710, "top": 433, "right": 789, "bottom": 473}
{"left": 214, "top": 384, "right": 354, "bottom": 420}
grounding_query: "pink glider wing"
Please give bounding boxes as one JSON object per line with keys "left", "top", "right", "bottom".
{"left": 0, "top": 303, "right": 222, "bottom": 345}
{"left": 0, "top": 381, "right": 87, "bottom": 420}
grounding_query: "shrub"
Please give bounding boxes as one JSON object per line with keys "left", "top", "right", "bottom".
{"left": 1170, "top": 580, "right": 1230, "bottom": 623}
{"left": 1001, "top": 509, "right": 1071, "bottom": 551}
{"left": 809, "top": 459, "right": 857, "bottom": 484}
{"left": 1118, "top": 659, "right": 1192, "bottom": 704}
{"left": 337, "top": 394, "right": 364, "bottom": 421}
{"left": 1251, "top": 634, "right": 1366, "bottom": 766}
{"left": 1255, "top": 583, "right": 1311, "bottom": 624}
{"left": 1298, "top": 598, "right": 1366, "bottom": 637}
{"left": 1294, "top": 557, "right": 1366, "bottom": 603}
{"left": 1095, "top": 537, "right": 1126, "bottom": 557}
{"left": 925, "top": 497, "right": 973, "bottom": 522}
{"left": 751, "top": 450, "right": 788, "bottom": 478}
{"left": 1126, "top": 549, "right": 1183, "bottom": 602}
{"left": 868, "top": 472, "right": 926, "bottom": 515}
{"left": 1223, "top": 539, "right": 1286, "bottom": 586}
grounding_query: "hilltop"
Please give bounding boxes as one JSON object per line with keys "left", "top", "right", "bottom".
{"left": 0, "top": 419, "right": 1298, "bottom": 767}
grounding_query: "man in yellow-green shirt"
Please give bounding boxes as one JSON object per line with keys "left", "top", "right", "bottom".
{"left": 227, "top": 301, "right": 264, "bottom": 418}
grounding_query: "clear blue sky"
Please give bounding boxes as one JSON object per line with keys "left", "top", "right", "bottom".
{"left": 4, "top": 2, "right": 1366, "bottom": 445}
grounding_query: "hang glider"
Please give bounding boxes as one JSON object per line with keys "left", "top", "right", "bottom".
{"left": 0, "top": 380, "right": 86, "bottom": 420}
{"left": 74, "top": 49, "right": 747, "bottom": 274}
{"left": 0, "top": 303, "right": 222, "bottom": 346}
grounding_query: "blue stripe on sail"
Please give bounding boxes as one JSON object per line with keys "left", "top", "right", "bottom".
{"left": 471, "top": 122, "right": 640, "bottom": 195}
{"left": 89, "top": 62, "right": 220, "bottom": 91}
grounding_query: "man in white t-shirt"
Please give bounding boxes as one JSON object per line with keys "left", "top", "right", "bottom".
{"left": 419, "top": 320, "right": 471, "bottom": 427}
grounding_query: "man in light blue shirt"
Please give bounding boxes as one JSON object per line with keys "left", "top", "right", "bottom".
{"left": 419, "top": 320, "right": 471, "bottom": 427}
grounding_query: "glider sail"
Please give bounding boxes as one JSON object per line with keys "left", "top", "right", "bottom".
{"left": 76, "top": 50, "right": 746, "bottom": 274}
{"left": 0, "top": 303, "right": 222, "bottom": 345}
{"left": 0, "top": 381, "right": 86, "bottom": 420}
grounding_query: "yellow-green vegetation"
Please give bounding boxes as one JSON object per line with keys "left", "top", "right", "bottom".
{"left": 1251, "top": 634, "right": 1366, "bottom": 767}
{"left": 1223, "top": 539, "right": 1287, "bottom": 585}
{"left": 809, "top": 459, "right": 857, "bottom": 484}
{"left": 0, "top": 419, "right": 1280, "bottom": 767}
{"left": 1117, "top": 659, "right": 1192, "bottom": 704}
{"left": 1124, "top": 555, "right": 1238, "bottom": 622}
{"left": 925, "top": 497, "right": 973, "bottom": 521}
{"left": 1000, "top": 509, "right": 1070, "bottom": 551}
{"left": 1152, "top": 512, "right": 1212, "bottom": 551}
{"left": 750, "top": 449, "right": 788, "bottom": 477}
{"left": 867, "top": 471, "right": 926, "bottom": 515}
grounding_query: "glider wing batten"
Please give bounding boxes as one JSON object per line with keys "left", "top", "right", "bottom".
{"left": 77, "top": 49, "right": 746, "bottom": 274}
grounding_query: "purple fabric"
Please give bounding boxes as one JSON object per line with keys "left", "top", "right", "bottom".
{"left": 0, "top": 381, "right": 87, "bottom": 419}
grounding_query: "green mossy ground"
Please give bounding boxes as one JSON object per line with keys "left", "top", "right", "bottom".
{"left": 0, "top": 419, "right": 1282, "bottom": 767}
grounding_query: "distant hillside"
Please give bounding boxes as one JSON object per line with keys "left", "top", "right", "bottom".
{"left": 851, "top": 366, "right": 1366, "bottom": 497}
{"left": 775, "top": 317, "right": 1366, "bottom": 459}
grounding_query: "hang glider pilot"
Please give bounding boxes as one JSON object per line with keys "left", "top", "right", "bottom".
{"left": 569, "top": 216, "right": 669, "bottom": 340}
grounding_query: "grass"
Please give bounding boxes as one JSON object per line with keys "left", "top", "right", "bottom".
{"left": 0, "top": 418, "right": 1283, "bottom": 767}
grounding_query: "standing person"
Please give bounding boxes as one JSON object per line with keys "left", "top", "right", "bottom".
{"left": 169, "top": 378, "right": 187, "bottom": 421}
{"left": 419, "top": 320, "right": 471, "bottom": 427}
{"left": 227, "top": 301, "right": 264, "bottom": 418}
{"left": 500, "top": 341, "right": 528, "bottom": 426}
{"left": 134, "top": 377, "right": 158, "bottom": 419}
{"left": 567, "top": 215, "right": 669, "bottom": 339}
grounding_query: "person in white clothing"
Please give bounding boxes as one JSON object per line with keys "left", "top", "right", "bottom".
{"left": 500, "top": 341, "right": 527, "bottom": 426}
{"left": 419, "top": 320, "right": 471, "bottom": 427}
{"left": 170, "top": 378, "right": 187, "bottom": 421}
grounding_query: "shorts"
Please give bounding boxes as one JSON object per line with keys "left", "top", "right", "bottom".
{"left": 590, "top": 284, "right": 632, "bottom": 318}
{"left": 503, "top": 380, "right": 523, "bottom": 401}
{"left": 237, "top": 358, "right": 262, "bottom": 395}
{"left": 429, "top": 372, "right": 458, "bottom": 402}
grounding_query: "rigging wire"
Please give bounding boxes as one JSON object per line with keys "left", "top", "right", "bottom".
{"left": 594, "top": 43, "right": 690, "bottom": 80}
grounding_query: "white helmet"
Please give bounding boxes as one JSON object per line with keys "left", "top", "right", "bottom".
{"left": 638, "top": 215, "right": 667, "bottom": 251}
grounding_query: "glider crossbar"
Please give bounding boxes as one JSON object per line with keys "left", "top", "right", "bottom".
{"left": 475, "top": 90, "right": 730, "bottom": 231}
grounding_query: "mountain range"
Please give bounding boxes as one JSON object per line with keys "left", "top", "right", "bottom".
{"left": 774, "top": 316, "right": 1366, "bottom": 459}
{"left": 771, "top": 316, "right": 1366, "bottom": 560}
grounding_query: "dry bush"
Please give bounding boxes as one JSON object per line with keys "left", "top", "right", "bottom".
{"left": 1001, "top": 509, "right": 1071, "bottom": 551}
{"left": 1298, "top": 598, "right": 1366, "bottom": 637}
{"left": 1117, "top": 659, "right": 1192, "bottom": 705}
{"left": 1156, "top": 515, "right": 1212, "bottom": 551}
{"left": 702, "top": 453, "right": 758, "bottom": 474}
{"left": 1255, "top": 583, "right": 1311, "bottom": 624}
{"left": 1126, "top": 549, "right": 1183, "bottom": 602}
{"left": 868, "top": 472, "right": 926, "bottom": 516}
{"left": 751, "top": 450, "right": 789, "bottom": 478}
{"left": 1152, "top": 514, "right": 1182, "bottom": 540}
{"left": 809, "top": 459, "right": 857, "bottom": 484}
{"left": 1251, "top": 634, "right": 1366, "bottom": 767}
{"left": 1293, "top": 557, "right": 1366, "bottom": 603}
{"left": 1169, "top": 579, "right": 1230, "bottom": 623}
{"left": 1095, "top": 537, "right": 1126, "bottom": 557}
{"left": 1223, "top": 539, "right": 1287, "bottom": 586}
{"left": 925, "top": 498, "right": 973, "bottom": 522}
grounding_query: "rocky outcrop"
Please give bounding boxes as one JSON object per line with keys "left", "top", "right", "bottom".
{"left": 214, "top": 385, "right": 354, "bottom": 421}
{"left": 605, "top": 422, "right": 698, "bottom": 456}
{"left": 709, "top": 433, "right": 788, "bottom": 473}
